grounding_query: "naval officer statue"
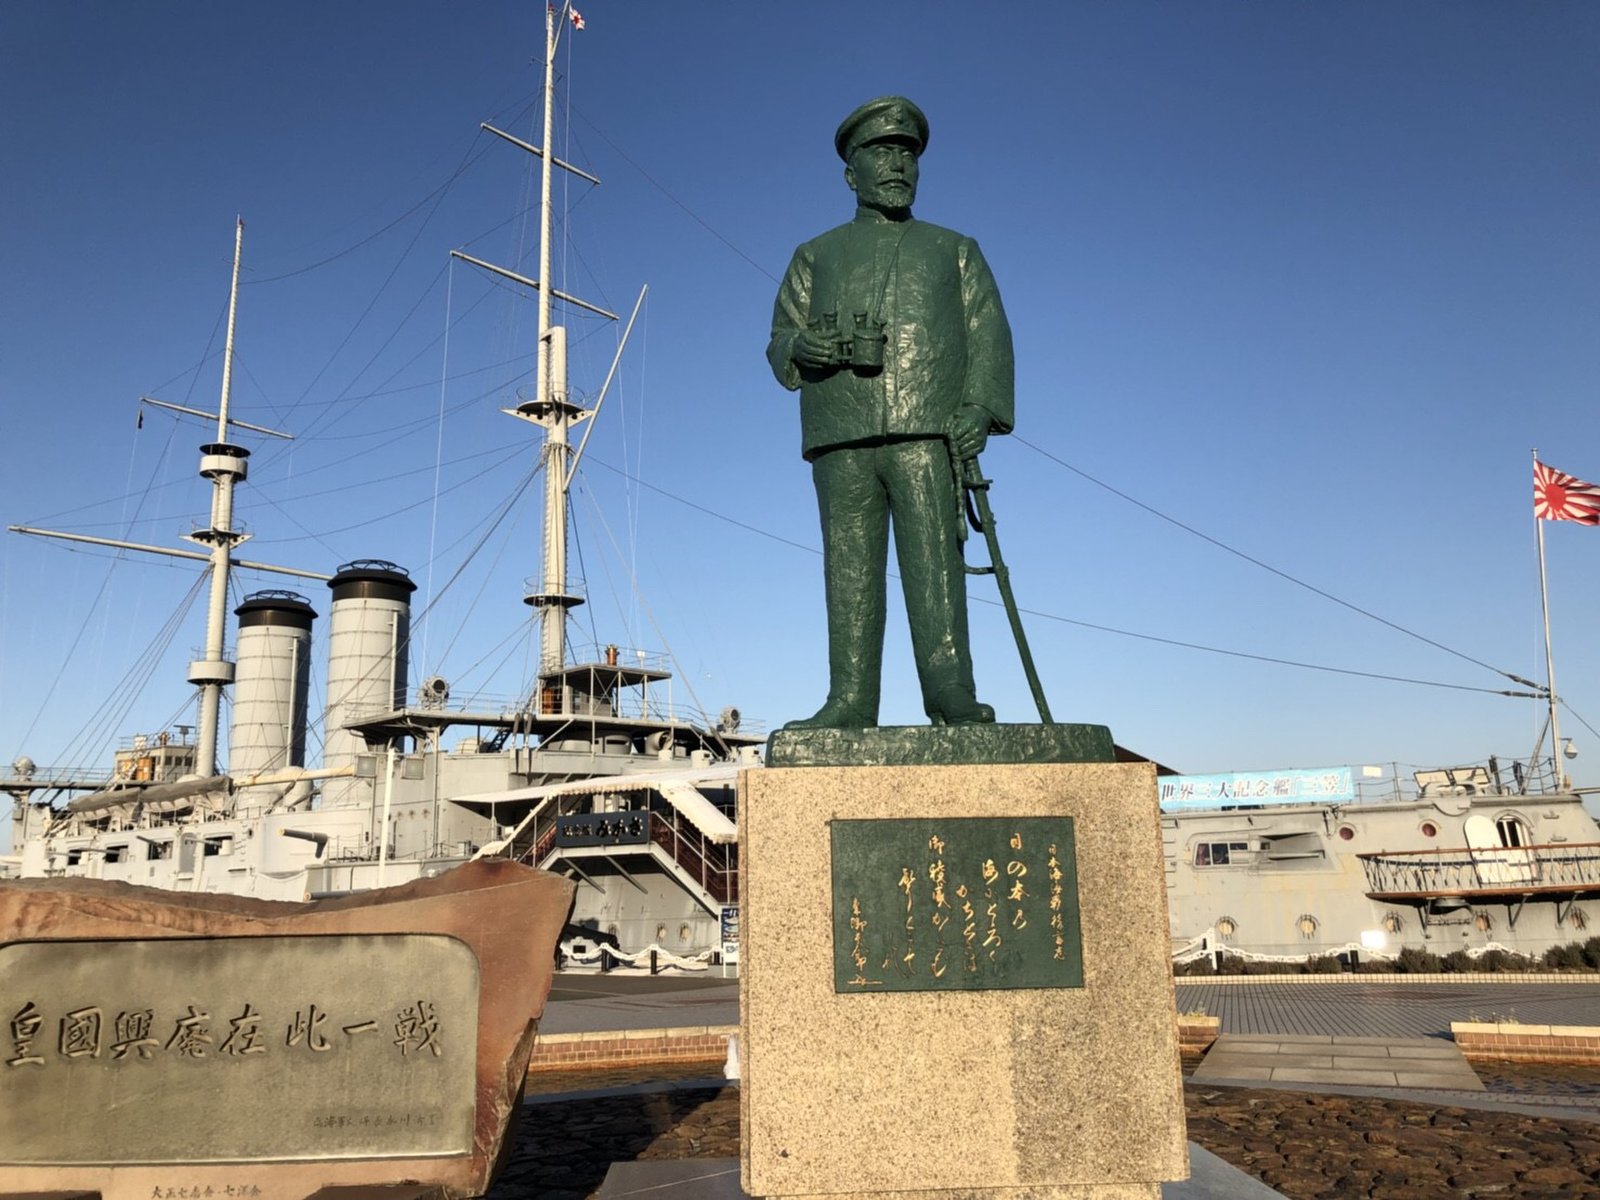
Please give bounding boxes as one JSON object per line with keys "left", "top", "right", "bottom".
{"left": 767, "top": 96, "right": 1015, "bottom": 730}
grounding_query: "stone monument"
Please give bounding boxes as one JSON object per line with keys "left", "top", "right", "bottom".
{"left": 744, "top": 96, "right": 1188, "bottom": 1198}
{"left": 0, "top": 859, "right": 573, "bottom": 1200}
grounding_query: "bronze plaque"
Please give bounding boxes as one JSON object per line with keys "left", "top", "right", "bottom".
{"left": 831, "top": 817, "right": 1084, "bottom": 993}
{"left": 0, "top": 934, "right": 479, "bottom": 1164}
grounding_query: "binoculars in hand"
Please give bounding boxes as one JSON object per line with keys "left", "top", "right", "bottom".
{"left": 809, "top": 311, "right": 887, "bottom": 374}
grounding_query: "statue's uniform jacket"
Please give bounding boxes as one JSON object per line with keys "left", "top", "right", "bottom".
{"left": 767, "top": 209, "right": 1015, "bottom": 458}
{"left": 766, "top": 207, "right": 1015, "bottom": 720}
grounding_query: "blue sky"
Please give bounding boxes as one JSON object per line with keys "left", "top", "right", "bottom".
{"left": 3, "top": 1, "right": 1598, "bottom": 807}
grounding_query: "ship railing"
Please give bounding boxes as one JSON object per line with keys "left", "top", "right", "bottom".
{"left": 642, "top": 796, "right": 738, "bottom": 906}
{"left": 1347, "top": 757, "right": 1567, "bottom": 804}
{"left": 1358, "top": 842, "right": 1600, "bottom": 897}
{"left": 568, "top": 643, "right": 672, "bottom": 675}
{"left": 516, "top": 789, "right": 737, "bottom": 907}
{"left": 0, "top": 764, "right": 116, "bottom": 787}
{"left": 116, "top": 730, "right": 195, "bottom": 750}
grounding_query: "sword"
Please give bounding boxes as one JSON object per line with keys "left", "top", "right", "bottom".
{"left": 957, "top": 452, "right": 1054, "bottom": 724}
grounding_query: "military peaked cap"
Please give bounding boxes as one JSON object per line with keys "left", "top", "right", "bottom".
{"left": 834, "top": 96, "right": 929, "bottom": 161}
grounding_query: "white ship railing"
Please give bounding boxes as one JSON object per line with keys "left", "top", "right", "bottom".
{"left": 0, "top": 765, "right": 116, "bottom": 787}
{"left": 1358, "top": 842, "right": 1600, "bottom": 898}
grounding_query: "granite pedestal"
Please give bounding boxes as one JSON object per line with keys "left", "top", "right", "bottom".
{"left": 739, "top": 749, "right": 1187, "bottom": 1199}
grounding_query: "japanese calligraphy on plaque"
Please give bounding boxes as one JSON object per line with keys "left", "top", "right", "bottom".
{"left": 830, "top": 817, "right": 1084, "bottom": 993}
{"left": 0, "top": 934, "right": 478, "bottom": 1165}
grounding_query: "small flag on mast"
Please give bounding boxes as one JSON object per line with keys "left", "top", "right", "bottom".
{"left": 1534, "top": 459, "right": 1600, "bottom": 525}
{"left": 548, "top": 3, "right": 584, "bottom": 28}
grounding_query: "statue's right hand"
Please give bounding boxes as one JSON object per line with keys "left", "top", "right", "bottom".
{"left": 791, "top": 331, "right": 837, "bottom": 371}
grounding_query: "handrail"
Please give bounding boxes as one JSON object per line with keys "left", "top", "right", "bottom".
{"left": 1358, "top": 841, "right": 1600, "bottom": 898}
{"left": 523, "top": 788, "right": 739, "bottom": 906}
{"left": 1357, "top": 840, "right": 1600, "bottom": 861}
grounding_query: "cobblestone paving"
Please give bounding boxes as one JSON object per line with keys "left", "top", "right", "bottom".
{"left": 493, "top": 1063, "right": 1600, "bottom": 1200}
{"left": 1185, "top": 1087, "right": 1600, "bottom": 1200}
{"left": 1174, "top": 980, "right": 1600, "bottom": 1038}
{"left": 1478, "top": 1060, "right": 1600, "bottom": 1097}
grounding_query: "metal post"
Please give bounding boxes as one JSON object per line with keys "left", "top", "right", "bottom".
{"left": 1533, "top": 449, "right": 1565, "bottom": 788}
{"left": 377, "top": 743, "right": 396, "bottom": 887}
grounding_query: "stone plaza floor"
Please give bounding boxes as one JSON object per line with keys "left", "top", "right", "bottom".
{"left": 503, "top": 971, "right": 1600, "bottom": 1199}
{"left": 1172, "top": 976, "right": 1600, "bottom": 1039}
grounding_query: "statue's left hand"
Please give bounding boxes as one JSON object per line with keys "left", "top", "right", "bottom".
{"left": 945, "top": 405, "right": 990, "bottom": 462}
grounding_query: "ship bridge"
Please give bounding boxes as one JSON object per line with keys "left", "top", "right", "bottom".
{"left": 1358, "top": 841, "right": 1600, "bottom": 930}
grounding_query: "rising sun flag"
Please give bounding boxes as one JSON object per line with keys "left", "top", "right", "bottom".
{"left": 1534, "top": 459, "right": 1600, "bottom": 525}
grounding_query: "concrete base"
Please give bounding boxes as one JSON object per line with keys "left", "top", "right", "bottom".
{"left": 599, "top": 1148, "right": 1286, "bottom": 1199}
{"left": 1191, "top": 1034, "right": 1485, "bottom": 1090}
{"left": 739, "top": 762, "right": 1188, "bottom": 1199}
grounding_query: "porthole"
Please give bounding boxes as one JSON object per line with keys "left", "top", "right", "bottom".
{"left": 1474, "top": 912, "right": 1493, "bottom": 933}
{"left": 655, "top": 923, "right": 669, "bottom": 943}
{"left": 679, "top": 923, "right": 692, "bottom": 943}
{"left": 1296, "top": 914, "right": 1319, "bottom": 939}
{"left": 1569, "top": 909, "right": 1589, "bottom": 931}
{"left": 1382, "top": 913, "right": 1404, "bottom": 935}
{"left": 1337, "top": 826, "right": 1356, "bottom": 841}
{"left": 1215, "top": 916, "right": 1237, "bottom": 941}
{"left": 1419, "top": 822, "right": 1438, "bottom": 838}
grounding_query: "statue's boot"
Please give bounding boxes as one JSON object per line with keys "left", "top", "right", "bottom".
{"left": 782, "top": 697, "right": 876, "bottom": 731}
{"left": 928, "top": 683, "right": 995, "bottom": 727}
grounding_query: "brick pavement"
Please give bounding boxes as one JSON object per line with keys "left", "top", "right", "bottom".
{"left": 544, "top": 974, "right": 1599, "bottom": 1045}
{"left": 1174, "top": 980, "right": 1600, "bottom": 1039}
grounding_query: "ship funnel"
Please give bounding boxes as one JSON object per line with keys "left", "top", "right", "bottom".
{"left": 230, "top": 590, "right": 316, "bottom": 805}
{"left": 322, "top": 560, "right": 416, "bottom": 808}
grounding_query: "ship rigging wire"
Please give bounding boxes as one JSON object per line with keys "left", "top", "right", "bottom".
{"left": 571, "top": 103, "right": 780, "bottom": 285}
{"left": 572, "top": 454, "right": 1560, "bottom": 705}
{"left": 575, "top": 469, "right": 720, "bottom": 735}
{"left": 254, "top": 134, "right": 499, "bottom": 440}
{"left": 46, "top": 571, "right": 206, "bottom": 771}
{"left": 421, "top": 260, "right": 458, "bottom": 672}
{"left": 418, "top": 465, "right": 536, "bottom": 676}
{"left": 11, "top": 413, "right": 187, "bottom": 759}
{"left": 15, "top": 96, "right": 1595, "bottom": 773}
{"left": 548, "top": 110, "right": 1579, "bottom": 715}
{"left": 1014, "top": 435, "right": 1544, "bottom": 694}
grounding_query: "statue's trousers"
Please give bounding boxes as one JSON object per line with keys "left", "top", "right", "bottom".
{"left": 812, "top": 438, "right": 976, "bottom": 720}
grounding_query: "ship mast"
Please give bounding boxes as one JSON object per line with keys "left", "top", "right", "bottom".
{"left": 529, "top": 0, "right": 578, "bottom": 679}
{"left": 451, "top": 2, "right": 636, "bottom": 717}
{"left": 186, "top": 217, "right": 249, "bottom": 778}
{"left": 10, "top": 219, "right": 319, "bottom": 778}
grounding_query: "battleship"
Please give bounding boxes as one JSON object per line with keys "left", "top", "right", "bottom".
{"left": 7, "top": 9, "right": 1599, "bottom": 974}
{"left": 4, "top": 4, "right": 758, "bottom": 962}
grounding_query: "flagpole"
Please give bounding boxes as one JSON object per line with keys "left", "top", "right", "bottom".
{"left": 1533, "top": 447, "right": 1565, "bottom": 788}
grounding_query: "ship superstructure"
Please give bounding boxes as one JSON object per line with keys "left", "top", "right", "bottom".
{"left": 1165, "top": 761, "right": 1600, "bottom": 962}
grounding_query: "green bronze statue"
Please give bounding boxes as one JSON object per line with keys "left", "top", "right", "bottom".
{"left": 768, "top": 96, "right": 1015, "bottom": 730}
